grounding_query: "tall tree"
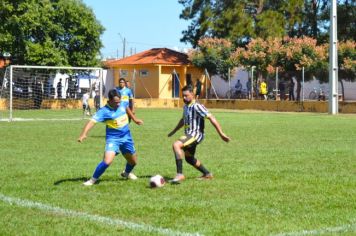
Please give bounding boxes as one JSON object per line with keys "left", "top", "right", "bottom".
{"left": 338, "top": 40, "right": 356, "bottom": 99}
{"left": 0, "top": 0, "right": 104, "bottom": 66}
{"left": 179, "top": 0, "right": 214, "bottom": 48}
{"left": 188, "top": 37, "right": 235, "bottom": 79}
{"left": 179, "top": 0, "right": 355, "bottom": 47}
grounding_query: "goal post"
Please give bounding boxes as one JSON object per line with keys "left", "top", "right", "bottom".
{"left": 0, "top": 65, "right": 104, "bottom": 121}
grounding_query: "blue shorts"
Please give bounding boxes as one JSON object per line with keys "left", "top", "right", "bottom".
{"left": 105, "top": 135, "right": 136, "bottom": 155}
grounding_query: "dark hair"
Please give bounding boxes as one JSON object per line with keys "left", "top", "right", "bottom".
{"left": 119, "top": 78, "right": 126, "bottom": 83}
{"left": 182, "top": 85, "right": 194, "bottom": 93}
{"left": 108, "top": 89, "right": 121, "bottom": 100}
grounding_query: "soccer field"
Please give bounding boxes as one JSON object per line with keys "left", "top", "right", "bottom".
{"left": 0, "top": 108, "right": 355, "bottom": 236}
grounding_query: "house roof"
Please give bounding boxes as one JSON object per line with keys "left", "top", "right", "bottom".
{"left": 105, "top": 48, "right": 191, "bottom": 67}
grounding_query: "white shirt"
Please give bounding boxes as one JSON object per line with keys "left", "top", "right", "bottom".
{"left": 82, "top": 93, "right": 90, "bottom": 105}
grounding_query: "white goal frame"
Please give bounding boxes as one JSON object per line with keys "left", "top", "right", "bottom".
{"left": 5, "top": 65, "right": 103, "bottom": 121}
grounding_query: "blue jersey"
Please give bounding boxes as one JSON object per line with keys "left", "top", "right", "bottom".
{"left": 116, "top": 87, "right": 133, "bottom": 109}
{"left": 91, "top": 104, "right": 130, "bottom": 139}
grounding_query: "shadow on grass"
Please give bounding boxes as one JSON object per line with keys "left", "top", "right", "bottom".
{"left": 54, "top": 177, "right": 88, "bottom": 185}
{"left": 54, "top": 175, "right": 174, "bottom": 185}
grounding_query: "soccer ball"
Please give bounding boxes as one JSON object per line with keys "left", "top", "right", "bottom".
{"left": 149, "top": 175, "right": 165, "bottom": 188}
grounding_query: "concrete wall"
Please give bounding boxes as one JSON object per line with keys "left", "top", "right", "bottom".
{"left": 1, "top": 98, "right": 356, "bottom": 113}
{"left": 210, "top": 69, "right": 356, "bottom": 101}
{"left": 111, "top": 65, "right": 160, "bottom": 98}
{"left": 133, "top": 99, "right": 356, "bottom": 114}
{"left": 107, "top": 65, "right": 206, "bottom": 99}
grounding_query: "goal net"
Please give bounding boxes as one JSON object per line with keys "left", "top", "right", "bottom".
{"left": 0, "top": 65, "right": 104, "bottom": 121}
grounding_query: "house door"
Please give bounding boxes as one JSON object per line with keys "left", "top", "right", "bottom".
{"left": 172, "top": 73, "right": 180, "bottom": 98}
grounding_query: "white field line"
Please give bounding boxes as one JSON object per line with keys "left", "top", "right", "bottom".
{"left": 0, "top": 118, "right": 84, "bottom": 122}
{"left": 272, "top": 221, "right": 356, "bottom": 236}
{"left": 0, "top": 193, "right": 203, "bottom": 236}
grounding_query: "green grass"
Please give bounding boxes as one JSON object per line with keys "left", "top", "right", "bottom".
{"left": 1, "top": 109, "right": 84, "bottom": 120}
{"left": 0, "top": 109, "right": 355, "bottom": 236}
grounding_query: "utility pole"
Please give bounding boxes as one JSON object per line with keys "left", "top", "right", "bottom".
{"left": 123, "top": 37, "right": 126, "bottom": 58}
{"left": 118, "top": 33, "right": 126, "bottom": 58}
{"left": 329, "top": 0, "right": 338, "bottom": 114}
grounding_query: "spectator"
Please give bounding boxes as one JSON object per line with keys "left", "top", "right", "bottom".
{"left": 235, "top": 80, "right": 242, "bottom": 98}
{"left": 56, "top": 79, "right": 62, "bottom": 99}
{"left": 260, "top": 79, "right": 267, "bottom": 100}
{"left": 246, "top": 79, "right": 252, "bottom": 100}
{"left": 195, "top": 79, "right": 202, "bottom": 100}
{"left": 82, "top": 91, "right": 91, "bottom": 116}
{"left": 33, "top": 81, "right": 43, "bottom": 109}
{"left": 296, "top": 80, "right": 301, "bottom": 101}
{"left": 279, "top": 79, "right": 286, "bottom": 100}
{"left": 289, "top": 78, "right": 295, "bottom": 101}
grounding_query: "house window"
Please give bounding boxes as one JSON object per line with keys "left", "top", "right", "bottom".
{"left": 120, "top": 70, "right": 128, "bottom": 78}
{"left": 139, "top": 69, "right": 149, "bottom": 77}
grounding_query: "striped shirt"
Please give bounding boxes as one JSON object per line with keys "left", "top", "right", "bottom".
{"left": 183, "top": 101, "right": 211, "bottom": 143}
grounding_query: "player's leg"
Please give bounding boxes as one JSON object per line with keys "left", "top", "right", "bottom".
{"left": 83, "top": 140, "right": 119, "bottom": 186}
{"left": 83, "top": 151, "right": 116, "bottom": 186}
{"left": 171, "top": 135, "right": 197, "bottom": 183}
{"left": 120, "top": 136, "right": 138, "bottom": 180}
{"left": 171, "top": 139, "right": 185, "bottom": 183}
{"left": 184, "top": 145, "right": 213, "bottom": 180}
{"left": 87, "top": 105, "right": 92, "bottom": 116}
{"left": 121, "top": 153, "right": 138, "bottom": 180}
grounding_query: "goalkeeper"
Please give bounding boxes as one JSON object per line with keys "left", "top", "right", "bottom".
{"left": 78, "top": 89, "right": 143, "bottom": 186}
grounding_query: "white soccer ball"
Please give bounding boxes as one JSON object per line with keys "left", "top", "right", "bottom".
{"left": 149, "top": 175, "right": 165, "bottom": 188}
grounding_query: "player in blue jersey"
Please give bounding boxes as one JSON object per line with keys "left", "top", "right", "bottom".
{"left": 116, "top": 78, "right": 134, "bottom": 115}
{"left": 78, "top": 89, "right": 143, "bottom": 186}
{"left": 168, "top": 85, "right": 230, "bottom": 184}
{"left": 116, "top": 78, "right": 136, "bottom": 175}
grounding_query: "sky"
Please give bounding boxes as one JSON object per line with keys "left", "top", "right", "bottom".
{"left": 82, "top": 0, "right": 191, "bottom": 60}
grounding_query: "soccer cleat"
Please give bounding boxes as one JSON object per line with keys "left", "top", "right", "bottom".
{"left": 170, "top": 174, "right": 185, "bottom": 184}
{"left": 121, "top": 171, "right": 138, "bottom": 180}
{"left": 83, "top": 178, "right": 96, "bottom": 186}
{"left": 197, "top": 173, "right": 214, "bottom": 180}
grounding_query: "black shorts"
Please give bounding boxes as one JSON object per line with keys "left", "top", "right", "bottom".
{"left": 179, "top": 135, "right": 198, "bottom": 156}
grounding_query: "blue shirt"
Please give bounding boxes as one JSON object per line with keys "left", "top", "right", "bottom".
{"left": 116, "top": 87, "right": 133, "bottom": 109}
{"left": 91, "top": 104, "right": 130, "bottom": 139}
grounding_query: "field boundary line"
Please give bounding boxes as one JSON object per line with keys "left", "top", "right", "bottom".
{"left": 0, "top": 193, "right": 203, "bottom": 236}
{"left": 272, "top": 221, "right": 356, "bottom": 236}
{"left": 0, "top": 118, "right": 84, "bottom": 122}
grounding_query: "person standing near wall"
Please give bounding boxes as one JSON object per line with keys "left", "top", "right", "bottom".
{"left": 195, "top": 79, "right": 202, "bottom": 100}
{"left": 56, "top": 79, "right": 62, "bottom": 99}
{"left": 246, "top": 79, "right": 252, "bottom": 100}
{"left": 289, "top": 78, "right": 295, "bottom": 101}
{"left": 260, "top": 79, "right": 267, "bottom": 100}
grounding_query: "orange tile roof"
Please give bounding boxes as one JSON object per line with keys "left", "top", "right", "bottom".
{"left": 105, "top": 48, "right": 191, "bottom": 67}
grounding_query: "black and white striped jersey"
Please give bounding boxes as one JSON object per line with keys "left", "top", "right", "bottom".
{"left": 182, "top": 101, "right": 211, "bottom": 143}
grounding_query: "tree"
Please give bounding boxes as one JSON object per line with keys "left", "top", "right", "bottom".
{"left": 0, "top": 0, "right": 104, "bottom": 66}
{"left": 231, "top": 37, "right": 285, "bottom": 77}
{"left": 319, "top": 0, "right": 356, "bottom": 42}
{"left": 179, "top": 0, "right": 355, "bottom": 47}
{"left": 232, "top": 36, "right": 328, "bottom": 100}
{"left": 179, "top": 0, "right": 304, "bottom": 47}
{"left": 338, "top": 40, "right": 356, "bottom": 100}
{"left": 179, "top": 0, "right": 214, "bottom": 48}
{"left": 188, "top": 37, "right": 235, "bottom": 79}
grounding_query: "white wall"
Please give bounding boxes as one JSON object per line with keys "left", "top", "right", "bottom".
{"left": 209, "top": 68, "right": 356, "bottom": 100}
{"left": 210, "top": 69, "right": 249, "bottom": 98}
